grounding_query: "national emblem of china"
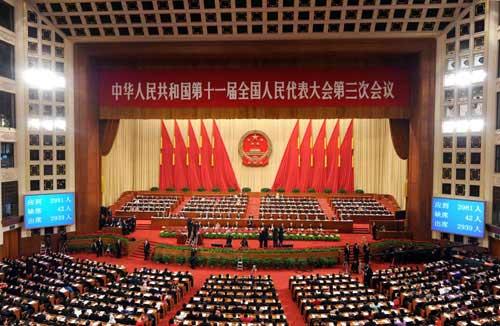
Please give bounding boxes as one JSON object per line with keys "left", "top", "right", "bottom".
{"left": 238, "top": 130, "right": 272, "bottom": 167}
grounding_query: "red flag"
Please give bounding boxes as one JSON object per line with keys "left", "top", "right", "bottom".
{"left": 199, "top": 120, "right": 214, "bottom": 191}
{"left": 311, "top": 120, "right": 327, "bottom": 192}
{"left": 272, "top": 120, "right": 299, "bottom": 192}
{"left": 187, "top": 121, "right": 202, "bottom": 190}
{"left": 298, "top": 120, "right": 313, "bottom": 191}
{"left": 159, "top": 121, "right": 174, "bottom": 190}
{"left": 212, "top": 120, "right": 239, "bottom": 191}
{"left": 338, "top": 120, "right": 354, "bottom": 192}
{"left": 325, "top": 121, "right": 340, "bottom": 192}
{"left": 173, "top": 120, "right": 189, "bottom": 190}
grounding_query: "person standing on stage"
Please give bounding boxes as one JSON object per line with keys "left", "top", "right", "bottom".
{"left": 115, "top": 239, "right": 122, "bottom": 258}
{"left": 263, "top": 226, "right": 269, "bottom": 248}
{"left": 353, "top": 243, "right": 360, "bottom": 262}
{"left": 363, "top": 243, "right": 370, "bottom": 266}
{"left": 187, "top": 218, "right": 193, "bottom": 241}
{"left": 344, "top": 243, "right": 350, "bottom": 272}
{"left": 278, "top": 225, "right": 284, "bottom": 247}
{"left": 144, "top": 240, "right": 150, "bottom": 261}
{"left": 272, "top": 226, "right": 278, "bottom": 248}
{"left": 96, "top": 237, "right": 104, "bottom": 257}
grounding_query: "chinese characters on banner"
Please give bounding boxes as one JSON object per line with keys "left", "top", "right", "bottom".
{"left": 24, "top": 193, "right": 75, "bottom": 229}
{"left": 431, "top": 197, "right": 485, "bottom": 238}
{"left": 99, "top": 68, "right": 410, "bottom": 108}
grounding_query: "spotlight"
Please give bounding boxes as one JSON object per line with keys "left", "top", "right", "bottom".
{"left": 23, "top": 68, "right": 65, "bottom": 90}
{"left": 443, "top": 69, "right": 486, "bottom": 87}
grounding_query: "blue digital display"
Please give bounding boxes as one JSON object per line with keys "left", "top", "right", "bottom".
{"left": 24, "top": 193, "right": 75, "bottom": 229}
{"left": 431, "top": 197, "right": 485, "bottom": 238}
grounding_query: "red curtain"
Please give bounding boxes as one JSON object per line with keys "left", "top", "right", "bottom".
{"left": 310, "top": 120, "right": 326, "bottom": 192}
{"left": 173, "top": 121, "right": 189, "bottom": 190}
{"left": 212, "top": 120, "right": 239, "bottom": 191}
{"left": 298, "top": 120, "right": 313, "bottom": 191}
{"left": 159, "top": 121, "right": 174, "bottom": 190}
{"left": 99, "top": 119, "right": 120, "bottom": 156}
{"left": 199, "top": 120, "right": 214, "bottom": 191}
{"left": 338, "top": 120, "right": 354, "bottom": 191}
{"left": 272, "top": 120, "right": 299, "bottom": 191}
{"left": 325, "top": 121, "right": 340, "bottom": 192}
{"left": 187, "top": 121, "right": 202, "bottom": 190}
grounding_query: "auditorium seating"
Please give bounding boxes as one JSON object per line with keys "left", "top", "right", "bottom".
{"left": 290, "top": 273, "right": 416, "bottom": 325}
{"left": 260, "top": 195, "right": 326, "bottom": 220}
{"left": 117, "top": 195, "right": 180, "bottom": 213}
{"left": 180, "top": 194, "right": 248, "bottom": 218}
{"left": 331, "top": 197, "right": 393, "bottom": 221}
{"left": 171, "top": 274, "right": 287, "bottom": 325}
{"left": 290, "top": 256, "right": 500, "bottom": 325}
{"left": 0, "top": 253, "right": 191, "bottom": 325}
{"left": 370, "top": 258, "right": 500, "bottom": 325}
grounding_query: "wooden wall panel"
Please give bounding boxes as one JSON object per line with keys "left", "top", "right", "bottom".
{"left": 74, "top": 39, "right": 435, "bottom": 237}
{"left": 406, "top": 43, "right": 436, "bottom": 241}
{"left": 490, "top": 237, "right": 500, "bottom": 258}
{"left": 3, "top": 229, "right": 20, "bottom": 258}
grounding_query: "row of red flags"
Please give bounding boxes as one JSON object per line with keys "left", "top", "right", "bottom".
{"left": 159, "top": 120, "right": 239, "bottom": 191}
{"left": 272, "top": 120, "right": 354, "bottom": 192}
{"left": 159, "top": 119, "right": 353, "bottom": 192}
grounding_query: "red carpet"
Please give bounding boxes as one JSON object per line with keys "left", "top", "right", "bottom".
{"left": 317, "top": 197, "right": 335, "bottom": 219}
{"left": 73, "top": 251, "right": 392, "bottom": 326}
{"left": 245, "top": 195, "right": 261, "bottom": 218}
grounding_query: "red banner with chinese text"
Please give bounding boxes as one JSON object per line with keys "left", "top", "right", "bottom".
{"left": 99, "top": 68, "right": 410, "bottom": 108}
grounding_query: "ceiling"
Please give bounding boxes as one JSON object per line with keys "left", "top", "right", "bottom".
{"left": 31, "top": 0, "right": 475, "bottom": 41}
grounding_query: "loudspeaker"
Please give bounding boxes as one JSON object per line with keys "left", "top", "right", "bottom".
{"left": 395, "top": 210, "right": 406, "bottom": 220}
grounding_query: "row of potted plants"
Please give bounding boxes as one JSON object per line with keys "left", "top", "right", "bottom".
{"left": 159, "top": 230, "right": 341, "bottom": 241}
{"left": 151, "top": 252, "right": 338, "bottom": 269}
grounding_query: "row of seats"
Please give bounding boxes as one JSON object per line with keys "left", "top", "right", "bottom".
{"left": 260, "top": 196, "right": 325, "bottom": 220}
{"left": 118, "top": 195, "right": 180, "bottom": 213}
{"left": 181, "top": 195, "right": 248, "bottom": 216}
{"left": 331, "top": 198, "right": 392, "bottom": 219}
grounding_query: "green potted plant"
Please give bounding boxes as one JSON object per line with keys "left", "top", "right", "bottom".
{"left": 276, "top": 188, "right": 285, "bottom": 193}
{"left": 166, "top": 187, "right": 175, "bottom": 192}
{"left": 261, "top": 187, "right": 271, "bottom": 193}
{"left": 338, "top": 188, "right": 347, "bottom": 194}
{"left": 307, "top": 188, "right": 316, "bottom": 193}
{"left": 292, "top": 188, "right": 300, "bottom": 193}
{"left": 212, "top": 187, "right": 221, "bottom": 192}
{"left": 355, "top": 189, "right": 364, "bottom": 194}
{"left": 323, "top": 188, "right": 332, "bottom": 194}
{"left": 242, "top": 187, "right": 251, "bottom": 193}
{"left": 150, "top": 186, "right": 159, "bottom": 191}
{"left": 181, "top": 187, "right": 190, "bottom": 192}
{"left": 197, "top": 187, "right": 206, "bottom": 192}
{"left": 228, "top": 187, "right": 237, "bottom": 192}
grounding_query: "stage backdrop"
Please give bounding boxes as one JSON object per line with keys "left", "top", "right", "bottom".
{"left": 101, "top": 119, "right": 407, "bottom": 208}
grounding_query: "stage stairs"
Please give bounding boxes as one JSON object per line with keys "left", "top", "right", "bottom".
{"left": 353, "top": 224, "right": 370, "bottom": 234}
{"left": 128, "top": 239, "right": 161, "bottom": 259}
{"left": 317, "top": 198, "right": 335, "bottom": 219}
{"left": 245, "top": 196, "right": 261, "bottom": 218}
{"left": 171, "top": 196, "right": 191, "bottom": 214}
{"left": 136, "top": 220, "right": 152, "bottom": 230}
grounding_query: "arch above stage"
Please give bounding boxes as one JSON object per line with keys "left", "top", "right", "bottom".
{"left": 74, "top": 39, "right": 435, "bottom": 240}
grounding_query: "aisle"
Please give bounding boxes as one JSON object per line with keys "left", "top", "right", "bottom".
{"left": 73, "top": 252, "right": 391, "bottom": 326}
